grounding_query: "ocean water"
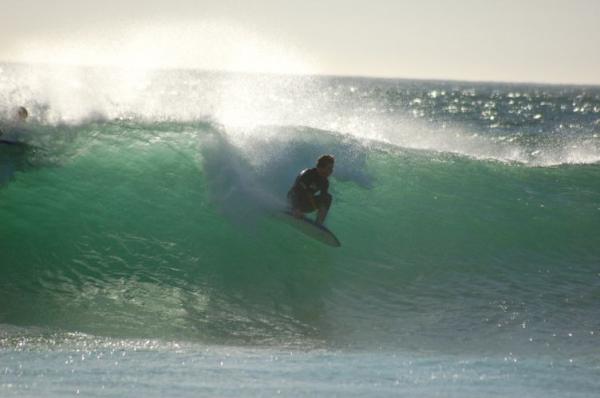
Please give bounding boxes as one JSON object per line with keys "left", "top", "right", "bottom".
{"left": 1, "top": 63, "right": 599, "bottom": 397}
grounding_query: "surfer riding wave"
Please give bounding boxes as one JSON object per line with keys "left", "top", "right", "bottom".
{"left": 287, "top": 155, "right": 334, "bottom": 225}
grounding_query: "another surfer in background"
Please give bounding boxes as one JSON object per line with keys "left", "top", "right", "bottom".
{"left": 1, "top": 106, "right": 30, "bottom": 185}
{"left": 287, "top": 155, "right": 334, "bottom": 224}
{"left": 16, "top": 106, "right": 28, "bottom": 122}
{"left": 0, "top": 106, "right": 29, "bottom": 145}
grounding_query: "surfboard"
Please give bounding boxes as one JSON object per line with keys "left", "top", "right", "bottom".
{"left": 278, "top": 210, "right": 341, "bottom": 247}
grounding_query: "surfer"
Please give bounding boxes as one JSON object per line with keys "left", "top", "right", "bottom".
{"left": 0, "top": 106, "right": 29, "bottom": 145}
{"left": 16, "top": 106, "right": 28, "bottom": 122}
{"left": 287, "top": 155, "right": 334, "bottom": 224}
{"left": 1, "top": 107, "right": 31, "bottom": 185}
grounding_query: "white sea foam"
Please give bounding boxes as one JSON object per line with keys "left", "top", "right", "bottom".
{"left": 1, "top": 62, "right": 599, "bottom": 167}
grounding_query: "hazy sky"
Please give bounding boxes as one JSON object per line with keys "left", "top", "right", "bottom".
{"left": 1, "top": 0, "right": 599, "bottom": 84}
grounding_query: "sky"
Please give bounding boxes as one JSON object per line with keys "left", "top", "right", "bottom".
{"left": 1, "top": 0, "right": 599, "bottom": 85}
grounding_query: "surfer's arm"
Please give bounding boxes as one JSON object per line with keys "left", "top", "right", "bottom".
{"left": 297, "top": 183, "right": 318, "bottom": 211}
{"left": 294, "top": 175, "right": 317, "bottom": 211}
{"left": 307, "top": 192, "right": 318, "bottom": 210}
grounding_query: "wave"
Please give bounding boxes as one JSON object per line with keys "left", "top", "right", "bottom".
{"left": 1, "top": 119, "right": 599, "bottom": 352}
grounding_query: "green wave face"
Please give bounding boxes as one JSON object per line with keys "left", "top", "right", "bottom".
{"left": 1, "top": 120, "right": 598, "bottom": 354}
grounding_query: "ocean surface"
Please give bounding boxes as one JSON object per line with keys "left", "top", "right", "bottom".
{"left": 1, "top": 62, "right": 599, "bottom": 397}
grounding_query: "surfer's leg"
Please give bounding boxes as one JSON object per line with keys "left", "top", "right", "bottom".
{"left": 291, "top": 193, "right": 318, "bottom": 213}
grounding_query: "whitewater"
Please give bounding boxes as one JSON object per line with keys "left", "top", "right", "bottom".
{"left": 1, "top": 62, "right": 599, "bottom": 397}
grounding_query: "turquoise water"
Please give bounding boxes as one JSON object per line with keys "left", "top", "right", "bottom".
{"left": 1, "top": 63, "right": 600, "bottom": 396}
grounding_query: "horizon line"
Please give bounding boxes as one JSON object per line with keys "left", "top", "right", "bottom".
{"left": 2, "top": 59, "right": 599, "bottom": 89}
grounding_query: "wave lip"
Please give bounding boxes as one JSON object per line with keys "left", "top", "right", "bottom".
{"left": 2, "top": 62, "right": 600, "bottom": 167}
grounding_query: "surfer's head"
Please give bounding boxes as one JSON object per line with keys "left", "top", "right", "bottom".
{"left": 316, "top": 154, "right": 334, "bottom": 178}
{"left": 16, "top": 106, "right": 28, "bottom": 122}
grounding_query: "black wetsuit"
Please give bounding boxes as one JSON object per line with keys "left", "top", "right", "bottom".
{"left": 287, "top": 168, "right": 332, "bottom": 213}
